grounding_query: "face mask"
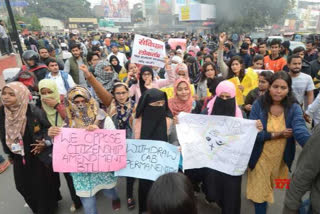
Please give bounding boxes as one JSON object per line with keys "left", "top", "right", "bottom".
{"left": 76, "top": 102, "right": 86, "bottom": 110}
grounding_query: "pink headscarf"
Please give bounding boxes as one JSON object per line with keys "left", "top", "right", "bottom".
{"left": 168, "top": 78, "right": 193, "bottom": 117}
{"left": 207, "top": 80, "right": 243, "bottom": 118}
{"left": 175, "top": 63, "right": 189, "bottom": 81}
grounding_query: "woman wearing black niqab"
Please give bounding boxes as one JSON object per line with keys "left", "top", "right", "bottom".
{"left": 134, "top": 88, "right": 174, "bottom": 214}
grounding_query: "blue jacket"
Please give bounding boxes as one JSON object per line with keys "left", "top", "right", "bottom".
{"left": 45, "top": 71, "right": 71, "bottom": 92}
{"left": 248, "top": 99, "right": 310, "bottom": 171}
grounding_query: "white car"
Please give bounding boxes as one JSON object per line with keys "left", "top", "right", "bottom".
{"left": 267, "top": 36, "right": 284, "bottom": 44}
{"left": 289, "top": 41, "right": 306, "bottom": 51}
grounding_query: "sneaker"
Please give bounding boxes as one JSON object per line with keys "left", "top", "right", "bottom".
{"left": 0, "top": 160, "right": 10, "bottom": 173}
{"left": 127, "top": 198, "right": 135, "bottom": 210}
{"left": 112, "top": 198, "right": 121, "bottom": 211}
{"left": 70, "top": 203, "right": 76, "bottom": 212}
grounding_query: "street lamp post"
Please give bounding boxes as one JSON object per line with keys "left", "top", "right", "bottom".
{"left": 4, "top": 0, "right": 23, "bottom": 60}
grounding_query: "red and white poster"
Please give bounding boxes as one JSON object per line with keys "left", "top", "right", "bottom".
{"left": 131, "top": 34, "right": 166, "bottom": 68}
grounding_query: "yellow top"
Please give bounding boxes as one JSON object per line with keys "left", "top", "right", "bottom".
{"left": 247, "top": 113, "right": 288, "bottom": 203}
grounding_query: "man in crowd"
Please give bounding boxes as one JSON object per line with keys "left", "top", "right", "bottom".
{"left": 187, "top": 37, "right": 200, "bottom": 54}
{"left": 310, "top": 48, "right": 320, "bottom": 96}
{"left": 287, "top": 54, "right": 314, "bottom": 108}
{"left": 118, "top": 36, "right": 131, "bottom": 59}
{"left": 281, "top": 41, "right": 292, "bottom": 61}
{"left": 283, "top": 124, "right": 320, "bottom": 214}
{"left": 258, "top": 41, "right": 269, "bottom": 57}
{"left": 45, "top": 57, "right": 75, "bottom": 95}
{"left": 223, "top": 43, "right": 235, "bottom": 63}
{"left": 107, "top": 43, "right": 128, "bottom": 67}
{"left": 292, "top": 47, "right": 312, "bottom": 76}
{"left": 238, "top": 42, "right": 252, "bottom": 68}
{"left": 64, "top": 43, "right": 88, "bottom": 87}
{"left": 304, "top": 40, "right": 318, "bottom": 63}
{"left": 0, "top": 20, "right": 11, "bottom": 55}
{"left": 68, "top": 33, "right": 77, "bottom": 50}
{"left": 264, "top": 39, "right": 287, "bottom": 72}
{"left": 39, "top": 47, "right": 64, "bottom": 70}
{"left": 244, "top": 36, "right": 256, "bottom": 57}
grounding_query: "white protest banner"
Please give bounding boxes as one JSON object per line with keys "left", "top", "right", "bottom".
{"left": 115, "top": 139, "right": 180, "bottom": 181}
{"left": 176, "top": 112, "right": 258, "bottom": 176}
{"left": 131, "top": 34, "right": 166, "bottom": 68}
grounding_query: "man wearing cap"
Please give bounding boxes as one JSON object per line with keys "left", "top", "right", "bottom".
{"left": 238, "top": 42, "right": 252, "bottom": 68}
{"left": 187, "top": 37, "right": 200, "bottom": 55}
{"left": 107, "top": 43, "right": 128, "bottom": 67}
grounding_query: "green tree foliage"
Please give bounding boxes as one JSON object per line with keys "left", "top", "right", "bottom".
{"left": 29, "top": 14, "right": 42, "bottom": 31}
{"left": 213, "top": 0, "right": 296, "bottom": 33}
{"left": 24, "top": 0, "right": 93, "bottom": 20}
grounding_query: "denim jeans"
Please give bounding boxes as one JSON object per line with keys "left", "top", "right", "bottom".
{"left": 254, "top": 202, "right": 267, "bottom": 214}
{"left": 0, "top": 155, "right": 5, "bottom": 163}
{"left": 80, "top": 188, "right": 118, "bottom": 214}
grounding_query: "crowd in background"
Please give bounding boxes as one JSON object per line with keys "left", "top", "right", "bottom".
{"left": 0, "top": 30, "right": 320, "bottom": 214}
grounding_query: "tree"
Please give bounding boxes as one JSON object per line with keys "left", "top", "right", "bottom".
{"left": 24, "top": 0, "right": 93, "bottom": 21}
{"left": 213, "top": 0, "right": 296, "bottom": 33}
{"left": 29, "top": 14, "right": 42, "bottom": 31}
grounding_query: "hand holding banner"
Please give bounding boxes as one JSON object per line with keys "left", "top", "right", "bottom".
{"left": 53, "top": 128, "right": 126, "bottom": 173}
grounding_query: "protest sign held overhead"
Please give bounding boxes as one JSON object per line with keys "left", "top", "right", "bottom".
{"left": 115, "top": 139, "right": 180, "bottom": 181}
{"left": 131, "top": 34, "right": 166, "bottom": 68}
{"left": 53, "top": 128, "right": 126, "bottom": 173}
{"left": 168, "top": 38, "right": 187, "bottom": 52}
{"left": 176, "top": 113, "right": 258, "bottom": 176}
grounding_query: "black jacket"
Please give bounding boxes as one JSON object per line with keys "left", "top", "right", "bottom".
{"left": 0, "top": 104, "right": 51, "bottom": 161}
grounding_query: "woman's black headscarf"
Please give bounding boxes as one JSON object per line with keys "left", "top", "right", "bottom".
{"left": 136, "top": 88, "right": 172, "bottom": 141}
{"left": 139, "top": 66, "right": 154, "bottom": 95}
{"left": 186, "top": 56, "right": 200, "bottom": 84}
{"left": 109, "top": 55, "right": 122, "bottom": 74}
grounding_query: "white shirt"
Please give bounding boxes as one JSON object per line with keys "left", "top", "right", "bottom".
{"left": 107, "top": 52, "right": 128, "bottom": 67}
{"left": 291, "top": 72, "right": 315, "bottom": 105}
{"left": 47, "top": 71, "right": 76, "bottom": 95}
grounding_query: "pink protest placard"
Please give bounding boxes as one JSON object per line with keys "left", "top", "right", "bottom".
{"left": 53, "top": 128, "right": 126, "bottom": 173}
{"left": 168, "top": 39, "right": 187, "bottom": 52}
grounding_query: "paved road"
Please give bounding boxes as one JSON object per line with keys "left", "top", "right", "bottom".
{"left": 0, "top": 145, "right": 302, "bottom": 214}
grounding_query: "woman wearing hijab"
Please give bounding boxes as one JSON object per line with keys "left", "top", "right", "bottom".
{"left": 129, "top": 61, "right": 176, "bottom": 102}
{"left": 110, "top": 55, "right": 127, "bottom": 82}
{"left": 175, "top": 63, "right": 190, "bottom": 81}
{"left": 168, "top": 78, "right": 202, "bottom": 191}
{"left": 0, "top": 82, "right": 58, "bottom": 214}
{"left": 134, "top": 88, "right": 176, "bottom": 214}
{"left": 108, "top": 82, "right": 137, "bottom": 209}
{"left": 38, "top": 79, "right": 82, "bottom": 212}
{"left": 168, "top": 78, "right": 202, "bottom": 118}
{"left": 48, "top": 86, "right": 121, "bottom": 214}
{"left": 202, "top": 81, "right": 262, "bottom": 214}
